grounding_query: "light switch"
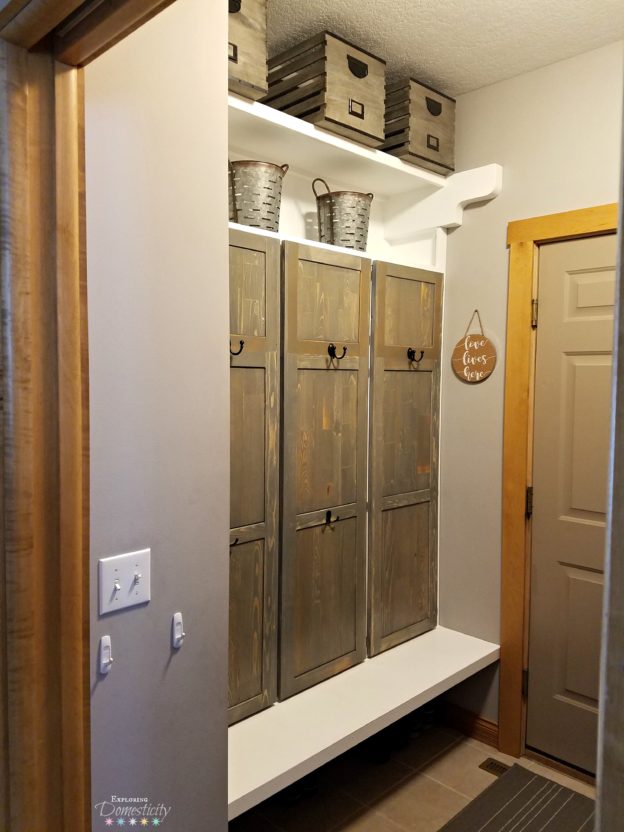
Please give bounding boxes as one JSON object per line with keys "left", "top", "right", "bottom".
{"left": 171, "top": 611, "right": 186, "bottom": 649}
{"left": 99, "top": 635, "right": 114, "bottom": 675}
{"left": 99, "top": 548, "right": 151, "bottom": 615}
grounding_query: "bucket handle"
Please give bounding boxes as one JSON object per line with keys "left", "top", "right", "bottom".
{"left": 312, "top": 177, "right": 331, "bottom": 198}
{"left": 228, "top": 160, "right": 239, "bottom": 224}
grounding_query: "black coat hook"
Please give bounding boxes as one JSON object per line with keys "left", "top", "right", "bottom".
{"left": 230, "top": 339, "right": 245, "bottom": 356}
{"left": 407, "top": 348, "right": 424, "bottom": 364}
{"left": 325, "top": 510, "right": 340, "bottom": 525}
{"left": 230, "top": 537, "right": 239, "bottom": 547}
{"left": 328, "top": 343, "right": 347, "bottom": 361}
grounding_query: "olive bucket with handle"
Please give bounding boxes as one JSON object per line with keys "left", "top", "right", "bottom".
{"left": 229, "top": 160, "right": 289, "bottom": 232}
{"left": 312, "top": 178, "right": 374, "bottom": 252}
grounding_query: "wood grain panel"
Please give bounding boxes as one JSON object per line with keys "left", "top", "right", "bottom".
{"left": 0, "top": 41, "right": 89, "bottom": 831}
{"left": 281, "top": 242, "right": 370, "bottom": 698}
{"left": 382, "top": 370, "right": 432, "bottom": 496}
{"left": 369, "top": 261, "right": 442, "bottom": 656}
{"left": 0, "top": 0, "right": 83, "bottom": 49}
{"left": 500, "top": 238, "right": 535, "bottom": 757}
{"left": 0, "top": 0, "right": 30, "bottom": 30}
{"left": 297, "top": 259, "right": 360, "bottom": 343}
{"left": 229, "top": 245, "right": 267, "bottom": 338}
{"left": 292, "top": 518, "right": 358, "bottom": 677}
{"left": 54, "top": 0, "right": 175, "bottom": 67}
{"left": 230, "top": 367, "right": 265, "bottom": 529}
{"left": 228, "top": 229, "right": 279, "bottom": 724}
{"left": 385, "top": 275, "right": 435, "bottom": 348}
{"left": 296, "top": 368, "right": 358, "bottom": 514}
{"left": 380, "top": 503, "right": 430, "bottom": 639}
{"left": 229, "top": 539, "right": 265, "bottom": 707}
{"left": 55, "top": 60, "right": 90, "bottom": 832}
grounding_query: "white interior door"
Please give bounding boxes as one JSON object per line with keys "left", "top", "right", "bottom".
{"left": 527, "top": 233, "right": 617, "bottom": 773}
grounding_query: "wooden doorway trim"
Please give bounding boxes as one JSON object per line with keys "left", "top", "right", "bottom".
{"left": 500, "top": 203, "right": 619, "bottom": 757}
{"left": 0, "top": 2, "right": 176, "bottom": 830}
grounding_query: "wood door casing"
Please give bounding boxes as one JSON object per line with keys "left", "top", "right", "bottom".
{"left": 501, "top": 204, "right": 618, "bottom": 759}
{"left": 526, "top": 234, "right": 617, "bottom": 772}
{"left": 0, "top": 44, "right": 90, "bottom": 831}
{"left": 369, "top": 262, "right": 442, "bottom": 656}
{"left": 281, "top": 242, "right": 370, "bottom": 698}
{"left": 228, "top": 229, "right": 279, "bottom": 724}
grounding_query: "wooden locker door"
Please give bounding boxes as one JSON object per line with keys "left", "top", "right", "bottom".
{"left": 229, "top": 229, "right": 279, "bottom": 723}
{"left": 281, "top": 242, "right": 371, "bottom": 698}
{"left": 369, "top": 262, "right": 442, "bottom": 656}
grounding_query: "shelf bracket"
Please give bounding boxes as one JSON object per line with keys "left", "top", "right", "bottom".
{"left": 384, "top": 163, "right": 503, "bottom": 244}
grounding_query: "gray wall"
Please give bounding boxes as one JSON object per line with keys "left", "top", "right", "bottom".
{"left": 85, "top": 1, "right": 229, "bottom": 828}
{"left": 440, "top": 41, "right": 624, "bottom": 721}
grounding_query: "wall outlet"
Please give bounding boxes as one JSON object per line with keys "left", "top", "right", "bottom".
{"left": 99, "top": 548, "right": 151, "bottom": 615}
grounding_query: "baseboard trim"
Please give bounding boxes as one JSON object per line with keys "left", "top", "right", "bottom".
{"left": 440, "top": 702, "right": 500, "bottom": 749}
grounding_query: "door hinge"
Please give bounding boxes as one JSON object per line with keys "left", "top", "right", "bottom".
{"left": 525, "top": 486, "right": 534, "bottom": 518}
{"left": 522, "top": 668, "right": 529, "bottom": 699}
{"left": 531, "top": 298, "right": 539, "bottom": 329}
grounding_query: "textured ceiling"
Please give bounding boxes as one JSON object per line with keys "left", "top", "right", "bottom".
{"left": 267, "top": 0, "right": 624, "bottom": 96}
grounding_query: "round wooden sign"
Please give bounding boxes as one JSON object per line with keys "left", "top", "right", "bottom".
{"left": 451, "top": 332, "right": 497, "bottom": 384}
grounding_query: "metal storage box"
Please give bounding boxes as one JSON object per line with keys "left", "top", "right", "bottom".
{"left": 264, "top": 31, "right": 386, "bottom": 148}
{"left": 228, "top": 0, "right": 268, "bottom": 100}
{"left": 383, "top": 79, "right": 456, "bottom": 175}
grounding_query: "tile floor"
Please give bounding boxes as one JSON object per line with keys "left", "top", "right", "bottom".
{"left": 229, "top": 718, "right": 595, "bottom": 832}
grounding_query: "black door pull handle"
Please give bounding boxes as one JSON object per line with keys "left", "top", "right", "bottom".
{"left": 230, "top": 339, "right": 245, "bottom": 356}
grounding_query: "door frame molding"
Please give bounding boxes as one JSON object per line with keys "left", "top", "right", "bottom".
{"left": 500, "top": 203, "right": 619, "bottom": 757}
{"left": 0, "top": 2, "right": 178, "bottom": 829}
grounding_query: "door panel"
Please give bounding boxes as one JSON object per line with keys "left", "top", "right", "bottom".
{"left": 384, "top": 275, "right": 435, "bottom": 348}
{"left": 382, "top": 371, "right": 432, "bottom": 496}
{"left": 369, "top": 261, "right": 442, "bottom": 656}
{"left": 380, "top": 503, "right": 431, "bottom": 639}
{"left": 229, "top": 245, "right": 267, "bottom": 337}
{"left": 229, "top": 539, "right": 265, "bottom": 705}
{"left": 296, "top": 368, "right": 358, "bottom": 513}
{"left": 527, "top": 233, "right": 616, "bottom": 772}
{"left": 297, "top": 260, "right": 360, "bottom": 343}
{"left": 292, "top": 518, "right": 358, "bottom": 676}
{"left": 228, "top": 229, "right": 280, "bottom": 724}
{"left": 230, "top": 367, "right": 266, "bottom": 528}
{"left": 281, "top": 243, "right": 370, "bottom": 698}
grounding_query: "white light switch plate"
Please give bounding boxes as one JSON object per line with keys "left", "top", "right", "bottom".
{"left": 99, "top": 548, "right": 151, "bottom": 615}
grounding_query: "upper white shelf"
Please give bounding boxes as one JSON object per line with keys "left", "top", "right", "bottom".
{"left": 228, "top": 94, "right": 503, "bottom": 235}
{"left": 229, "top": 94, "right": 445, "bottom": 200}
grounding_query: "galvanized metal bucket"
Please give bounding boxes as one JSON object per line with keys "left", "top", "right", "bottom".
{"left": 229, "top": 160, "right": 289, "bottom": 232}
{"left": 312, "top": 178, "right": 374, "bottom": 251}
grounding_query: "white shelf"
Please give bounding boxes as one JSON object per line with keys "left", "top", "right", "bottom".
{"left": 228, "top": 626, "right": 500, "bottom": 820}
{"left": 228, "top": 95, "right": 502, "bottom": 240}
{"left": 229, "top": 94, "right": 445, "bottom": 200}
{"left": 228, "top": 222, "right": 444, "bottom": 272}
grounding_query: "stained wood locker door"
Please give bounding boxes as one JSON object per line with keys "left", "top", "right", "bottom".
{"left": 229, "top": 229, "right": 279, "bottom": 724}
{"left": 281, "top": 242, "right": 371, "bottom": 699}
{"left": 369, "top": 262, "right": 442, "bottom": 656}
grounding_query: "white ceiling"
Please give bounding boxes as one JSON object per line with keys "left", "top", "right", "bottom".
{"left": 267, "top": 0, "right": 624, "bottom": 96}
